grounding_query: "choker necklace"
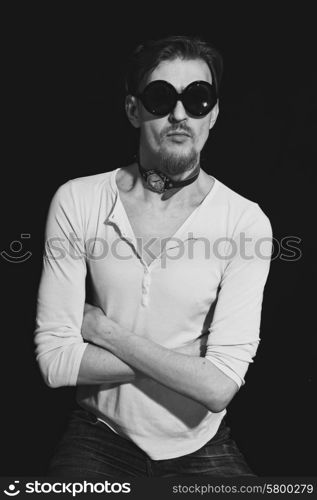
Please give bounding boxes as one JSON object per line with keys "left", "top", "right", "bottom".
{"left": 137, "top": 161, "right": 200, "bottom": 194}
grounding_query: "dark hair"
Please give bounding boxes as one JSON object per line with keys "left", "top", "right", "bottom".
{"left": 125, "top": 35, "right": 223, "bottom": 97}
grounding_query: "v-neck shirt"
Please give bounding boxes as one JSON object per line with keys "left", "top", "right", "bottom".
{"left": 112, "top": 170, "right": 217, "bottom": 267}
{"left": 35, "top": 167, "right": 272, "bottom": 460}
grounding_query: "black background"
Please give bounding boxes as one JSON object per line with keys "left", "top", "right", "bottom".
{"left": 1, "top": 4, "right": 316, "bottom": 476}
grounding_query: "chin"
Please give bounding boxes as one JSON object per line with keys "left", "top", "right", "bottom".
{"left": 158, "top": 147, "right": 199, "bottom": 176}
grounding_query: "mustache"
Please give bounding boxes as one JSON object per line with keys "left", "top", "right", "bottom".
{"left": 160, "top": 125, "right": 193, "bottom": 138}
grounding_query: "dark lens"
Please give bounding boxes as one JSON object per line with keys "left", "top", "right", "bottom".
{"left": 183, "top": 81, "right": 216, "bottom": 117}
{"left": 140, "top": 81, "right": 176, "bottom": 116}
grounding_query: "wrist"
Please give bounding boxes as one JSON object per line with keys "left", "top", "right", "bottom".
{"left": 98, "top": 320, "right": 134, "bottom": 353}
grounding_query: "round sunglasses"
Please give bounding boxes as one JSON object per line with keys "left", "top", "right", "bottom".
{"left": 136, "top": 80, "right": 217, "bottom": 118}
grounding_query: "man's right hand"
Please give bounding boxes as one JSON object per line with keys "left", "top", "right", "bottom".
{"left": 82, "top": 302, "right": 208, "bottom": 358}
{"left": 78, "top": 303, "right": 141, "bottom": 385}
{"left": 81, "top": 303, "right": 106, "bottom": 344}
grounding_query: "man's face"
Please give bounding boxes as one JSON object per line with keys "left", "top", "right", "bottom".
{"left": 128, "top": 57, "right": 218, "bottom": 176}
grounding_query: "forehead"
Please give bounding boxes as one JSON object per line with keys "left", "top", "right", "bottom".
{"left": 145, "top": 57, "right": 212, "bottom": 91}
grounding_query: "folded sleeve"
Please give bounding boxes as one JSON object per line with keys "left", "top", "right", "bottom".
{"left": 205, "top": 204, "right": 272, "bottom": 388}
{"left": 34, "top": 181, "right": 88, "bottom": 388}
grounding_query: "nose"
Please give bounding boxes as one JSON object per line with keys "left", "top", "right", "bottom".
{"left": 169, "top": 99, "right": 187, "bottom": 122}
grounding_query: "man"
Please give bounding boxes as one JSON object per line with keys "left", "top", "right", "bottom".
{"left": 35, "top": 35, "right": 272, "bottom": 477}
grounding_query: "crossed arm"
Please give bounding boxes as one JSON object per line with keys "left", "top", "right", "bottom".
{"left": 35, "top": 184, "right": 271, "bottom": 414}
{"left": 78, "top": 304, "right": 239, "bottom": 413}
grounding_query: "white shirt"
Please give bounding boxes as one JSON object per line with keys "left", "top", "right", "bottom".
{"left": 34, "top": 168, "right": 272, "bottom": 459}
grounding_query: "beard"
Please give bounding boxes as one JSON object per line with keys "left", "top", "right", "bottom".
{"left": 157, "top": 145, "right": 199, "bottom": 177}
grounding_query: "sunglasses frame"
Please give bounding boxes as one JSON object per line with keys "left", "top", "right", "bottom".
{"left": 136, "top": 80, "right": 217, "bottom": 118}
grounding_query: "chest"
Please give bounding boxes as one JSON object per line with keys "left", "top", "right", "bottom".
{"left": 119, "top": 196, "right": 200, "bottom": 266}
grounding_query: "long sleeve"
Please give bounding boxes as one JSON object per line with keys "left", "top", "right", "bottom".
{"left": 205, "top": 204, "right": 272, "bottom": 388}
{"left": 34, "top": 181, "right": 88, "bottom": 387}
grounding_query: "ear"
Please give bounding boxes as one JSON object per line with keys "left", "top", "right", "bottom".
{"left": 125, "top": 95, "right": 141, "bottom": 129}
{"left": 209, "top": 100, "right": 219, "bottom": 130}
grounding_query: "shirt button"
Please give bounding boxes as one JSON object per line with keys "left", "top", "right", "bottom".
{"left": 141, "top": 294, "right": 149, "bottom": 306}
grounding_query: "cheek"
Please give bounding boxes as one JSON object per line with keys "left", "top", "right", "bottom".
{"left": 194, "top": 121, "right": 210, "bottom": 148}
{"left": 140, "top": 120, "right": 164, "bottom": 146}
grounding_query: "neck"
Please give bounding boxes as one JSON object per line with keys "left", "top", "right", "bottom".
{"left": 137, "top": 157, "right": 201, "bottom": 198}
{"left": 136, "top": 150, "right": 200, "bottom": 183}
{"left": 116, "top": 163, "right": 212, "bottom": 207}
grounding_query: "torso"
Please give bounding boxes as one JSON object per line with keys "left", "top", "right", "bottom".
{"left": 116, "top": 165, "right": 215, "bottom": 266}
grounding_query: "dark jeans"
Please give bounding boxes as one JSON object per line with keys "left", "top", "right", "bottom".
{"left": 48, "top": 407, "right": 256, "bottom": 478}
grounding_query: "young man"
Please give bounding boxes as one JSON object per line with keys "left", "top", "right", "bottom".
{"left": 35, "top": 36, "right": 272, "bottom": 477}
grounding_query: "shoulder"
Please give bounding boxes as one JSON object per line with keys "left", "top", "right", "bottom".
{"left": 51, "top": 169, "right": 118, "bottom": 206}
{"left": 212, "top": 177, "right": 272, "bottom": 238}
{"left": 60, "top": 169, "right": 116, "bottom": 197}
